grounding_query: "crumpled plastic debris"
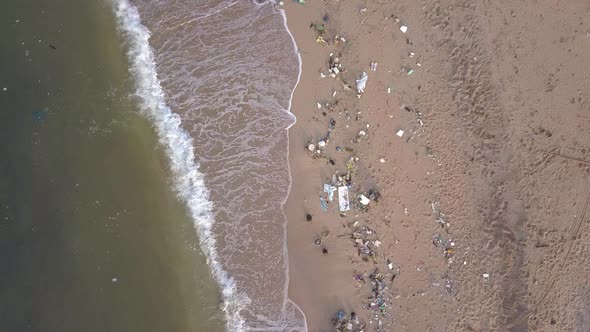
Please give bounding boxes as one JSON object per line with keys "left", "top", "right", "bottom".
{"left": 350, "top": 225, "right": 380, "bottom": 263}
{"left": 338, "top": 186, "right": 351, "bottom": 212}
{"left": 356, "top": 72, "right": 368, "bottom": 94}
{"left": 320, "top": 196, "right": 328, "bottom": 212}
{"left": 332, "top": 310, "right": 364, "bottom": 332}
{"left": 311, "top": 23, "right": 325, "bottom": 33}
{"left": 328, "top": 53, "right": 343, "bottom": 77}
{"left": 359, "top": 194, "right": 371, "bottom": 206}
{"left": 370, "top": 61, "right": 377, "bottom": 71}
{"left": 367, "top": 189, "right": 381, "bottom": 202}
{"left": 333, "top": 34, "right": 346, "bottom": 46}
{"left": 324, "top": 184, "right": 337, "bottom": 201}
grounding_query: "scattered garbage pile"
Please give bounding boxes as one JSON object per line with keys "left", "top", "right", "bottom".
{"left": 316, "top": 155, "right": 360, "bottom": 214}
{"left": 353, "top": 126, "right": 370, "bottom": 143}
{"left": 319, "top": 50, "right": 355, "bottom": 92}
{"left": 310, "top": 22, "right": 326, "bottom": 44}
{"left": 431, "top": 201, "right": 448, "bottom": 228}
{"left": 431, "top": 201, "right": 457, "bottom": 265}
{"left": 294, "top": 6, "right": 440, "bottom": 329}
{"left": 310, "top": 18, "right": 348, "bottom": 47}
{"left": 350, "top": 224, "right": 381, "bottom": 263}
{"left": 305, "top": 115, "right": 338, "bottom": 159}
{"left": 357, "top": 189, "right": 381, "bottom": 212}
{"left": 328, "top": 52, "right": 344, "bottom": 78}
{"left": 366, "top": 269, "right": 393, "bottom": 316}
{"left": 341, "top": 156, "right": 357, "bottom": 186}
{"left": 331, "top": 310, "right": 365, "bottom": 332}
{"left": 432, "top": 234, "right": 456, "bottom": 264}
{"left": 307, "top": 137, "right": 328, "bottom": 158}
{"left": 349, "top": 268, "right": 394, "bottom": 331}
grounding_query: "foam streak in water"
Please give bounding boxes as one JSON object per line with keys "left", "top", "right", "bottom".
{"left": 112, "top": 0, "right": 248, "bottom": 330}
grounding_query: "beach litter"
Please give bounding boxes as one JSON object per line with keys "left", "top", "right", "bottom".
{"left": 314, "top": 237, "right": 322, "bottom": 245}
{"left": 350, "top": 225, "right": 380, "bottom": 263}
{"left": 33, "top": 109, "right": 49, "bottom": 122}
{"left": 320, "top": 196, "right": 328, "bottom": 212}
{"left": 431, "top": 200, "right": 449, "bottom": 228}
{"left": 367, "top": 189, "right": 381, "bottom": 202}
{"left": 311, "top": 23, "right": 325, "bottom": 34}
{"left": 306, "top": 137, "right": 330, "bottom": 157}
{"left": 333, "top": 34, "right": 346, "bottom": 46}
{"left": 370, "top": 61, "right": 377, "bottom": 72}
{"left": 363, "top": 268, "right": 395, "bottom": 330}
{"left": 328, "top": 118, "right": 336, "bottom": 131}
{"left": 324, "top": 183, "right": 337, "bottom": 201}
{"left": 331, "top": 310, "right": 364, "bottom": 332}
{"left": 355, "top": 129, "right": 368, "bottom": 143}
{"left": 356, "top": 72, "right": 368, "bottom": 95}
{"left": 329, "top": 53, "right": 343, "bottom": 77}
{"left": 387, "top": 261, "right": 394, "bottom": 270}
{"left": 396, "top": 129, "right": 404, "bottom": 138}
{"left": 338, "top": 186, "right": 351, "bottom": 212}
{"left": 359, "top": 194, "right": 371, "bottom": 206}
{"left": 400, "top": 25, "right": 408, "bottom": 33}
{"left": 368, "top": 269, "right": 391, "bottom": 312}
{"left": 432, "top": 234, "right": 456, "bottom": 262}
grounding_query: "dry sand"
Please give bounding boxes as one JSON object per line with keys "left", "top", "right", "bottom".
{"left": 282, "top": 0, "right": 590, "bottom": 331}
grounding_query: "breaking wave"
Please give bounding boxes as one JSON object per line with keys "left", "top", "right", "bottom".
{"left": 112, "top": 0, "right": 249, "bottom": 330}
{"left": 112, "top": 0, "right": 307, "bottom": 330}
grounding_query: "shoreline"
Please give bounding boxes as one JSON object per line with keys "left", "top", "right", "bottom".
{"left": 276, "top": 3, "right": 308, "bottom": 330}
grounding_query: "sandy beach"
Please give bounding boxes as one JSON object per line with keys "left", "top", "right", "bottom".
{"left": 282, "top": 0, "right": 590, "bottom": 331}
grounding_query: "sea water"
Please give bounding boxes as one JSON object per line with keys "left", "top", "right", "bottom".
{"left": 123, "top": 0, "right": 305, "bottom": 330}
{"left": 0, "top": 0, "right": 223, "bottom": 331}
{"left": 0, "top": 0, "right": 305, "bottom": 330}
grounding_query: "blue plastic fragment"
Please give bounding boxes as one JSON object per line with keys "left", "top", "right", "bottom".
{"left": 320, "top": 197, "right": 328, "bottom": 212}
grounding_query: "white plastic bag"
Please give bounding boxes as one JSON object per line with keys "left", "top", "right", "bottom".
{"left": 356, "top": 72, "right": 368, "bottom": 94}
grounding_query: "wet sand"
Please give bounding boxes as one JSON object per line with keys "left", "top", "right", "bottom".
{"left": 283, "top": 0, "right": 590, "bottom": 331}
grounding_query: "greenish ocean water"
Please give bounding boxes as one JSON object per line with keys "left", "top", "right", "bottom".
{"left": 0, "top": 0, "right": 224, "bottom": 331}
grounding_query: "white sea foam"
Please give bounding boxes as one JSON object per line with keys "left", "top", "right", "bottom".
{"left": 112, "top": 0, "right": 248, "bottom": 330}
